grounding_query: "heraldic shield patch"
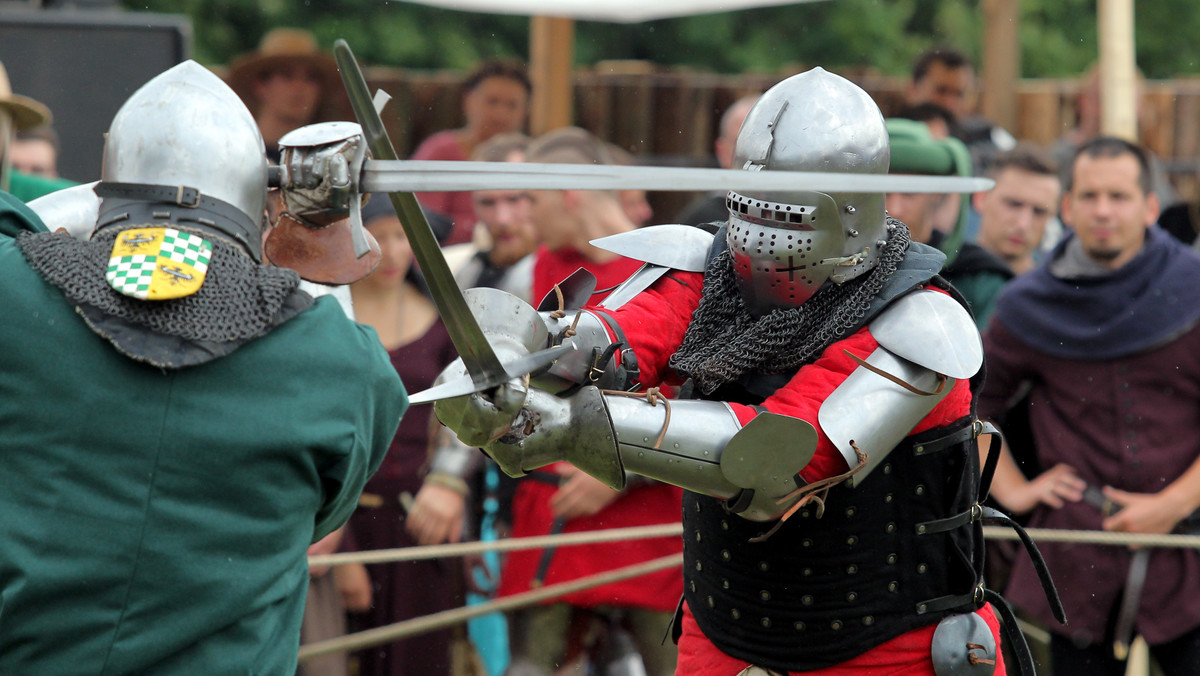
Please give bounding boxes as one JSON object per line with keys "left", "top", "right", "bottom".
{"left": 105, "top": 227, "right": 213, "bottom": 300}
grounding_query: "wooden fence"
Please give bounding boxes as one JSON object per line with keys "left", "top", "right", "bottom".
{"left": 353, "top": 63, "right": 1200, "bottom": 218}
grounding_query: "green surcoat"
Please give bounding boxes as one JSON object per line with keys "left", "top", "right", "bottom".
{"left": 0, "top": 190, "right": 407, "bottom": 674}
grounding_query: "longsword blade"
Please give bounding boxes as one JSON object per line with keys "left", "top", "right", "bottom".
{"left": 362, "top": 160, "right": 995, "bottom": 194}
{"left": 333, "top": 40, "right": 507, "bottom": 389}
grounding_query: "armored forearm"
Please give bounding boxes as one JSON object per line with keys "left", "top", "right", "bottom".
{"left": 532, "top": 308, "right": 639, "bottom": 394}
{"left": 482, "top": 387, "right": 819, "bottom": 521}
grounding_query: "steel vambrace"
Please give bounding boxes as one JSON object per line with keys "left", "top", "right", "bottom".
{"left": 488, "top": 386, "right": 820, "bottom": 521}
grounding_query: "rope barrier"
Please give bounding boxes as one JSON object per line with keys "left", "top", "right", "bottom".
{"left": 298, "top": 523, "right": 1200, "bottom": 660}
{"left": 297, "top": 553, "right": 683, "bottom": 662}
{"left": 307, "top": 522, "right": 683, "bottom": 568}
{"left": 982, "top": 525, "right": 1200, "bottom": 549}
{"left": 308, "top": 522, "right": 1200, "bottom": 569}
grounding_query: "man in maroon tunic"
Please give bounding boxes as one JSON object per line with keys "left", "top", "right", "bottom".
{"left": 980, "top": 136, "right": 1200, "bottom": 675}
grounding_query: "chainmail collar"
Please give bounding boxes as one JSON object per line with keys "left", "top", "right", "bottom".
{"left": 16, "top": 226, "right": 313, "bottom": 369}
{"left": 669, "top": 218, "right": 911, "bottom": 394}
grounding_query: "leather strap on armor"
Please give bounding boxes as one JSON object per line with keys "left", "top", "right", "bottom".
{"left": 95, "top": 182, "right": 263, "bottom": 261}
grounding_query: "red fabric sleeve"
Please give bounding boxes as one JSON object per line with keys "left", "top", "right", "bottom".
{"left": 597, "top": 269, "right": 706, "bottom": 387}
{"left": 597, "top": 280, "right": 973, "bottom": 484}
{"left": 722, "top": 327, "right": 971, "bottom": 483}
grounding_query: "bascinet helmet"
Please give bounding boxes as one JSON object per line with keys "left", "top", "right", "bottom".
{"left": 727, "top": 67, "right": 890, "bottom": 315}
{"left": 98, "top": 61, "right": 268, "bottom": 260}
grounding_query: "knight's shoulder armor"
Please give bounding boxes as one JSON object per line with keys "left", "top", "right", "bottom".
{"left": 869, "top": 288, "right": 983, "bottom": 379}
{"left": 587, "top": 224, "right": 715, "bottom": 309}
{"left": 819, "top": 288, "right": 982, "bottom": 484}
{"left": 591, "top": 223, "right": 714, "bottom": 272}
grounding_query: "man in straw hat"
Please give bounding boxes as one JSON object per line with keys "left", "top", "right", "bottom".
{"left": 0, "top": 60, "right": 73, "bottom": 201}
{"left": 228, "top": 28, "right": 346, "bottom": 163}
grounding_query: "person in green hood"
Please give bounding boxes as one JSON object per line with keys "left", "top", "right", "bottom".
{"left": 886, "top": 118, "right": 1013, "bottom": 328}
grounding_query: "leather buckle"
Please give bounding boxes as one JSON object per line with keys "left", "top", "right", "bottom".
{"left": 175, "top": 185, "right": 200, "bottom": 208}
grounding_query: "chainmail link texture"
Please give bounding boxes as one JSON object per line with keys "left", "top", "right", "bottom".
{"left": 669, "top": 218, "right": 911, "bottom": 394}
{"left": 17, "top": 227, "right": 304, "bottom": 343}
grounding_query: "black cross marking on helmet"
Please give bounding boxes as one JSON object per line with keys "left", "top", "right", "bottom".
{"left": 775, "top": 255, "right": 808, "bottom": 281}
{"left": 160, "top": 264, "right": 194, "bottom": 284}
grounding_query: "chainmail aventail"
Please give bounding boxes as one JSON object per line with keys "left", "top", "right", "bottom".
{"left": 669, "top": 219, "right": 911, "bottom": 394}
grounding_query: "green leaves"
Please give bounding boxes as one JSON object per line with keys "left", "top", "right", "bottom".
{"left": 120, "top": 0, "right": 1200, "bottom": 78}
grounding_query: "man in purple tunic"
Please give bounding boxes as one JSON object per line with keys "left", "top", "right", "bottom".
{"left": 980, "top": 136, "right": 1200, "bottom": 675}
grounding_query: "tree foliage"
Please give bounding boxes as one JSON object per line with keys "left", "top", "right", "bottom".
{"left": 119, "top": 0, "right": 1200, "bottom": 78}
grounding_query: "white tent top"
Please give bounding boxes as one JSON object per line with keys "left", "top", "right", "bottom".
{"left": 405, "top": 0, "right": 822, "bottom": 24}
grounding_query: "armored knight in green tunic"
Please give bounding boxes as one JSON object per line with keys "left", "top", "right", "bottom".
{"left": 0, "top": 62, "right": 406, "bottom": 674}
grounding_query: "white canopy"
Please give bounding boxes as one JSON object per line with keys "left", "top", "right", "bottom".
{"left": 404, "top": 0, "right": 821, "bottom": 24}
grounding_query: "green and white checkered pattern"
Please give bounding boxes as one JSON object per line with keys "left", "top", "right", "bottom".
{"left": 106, "top": 255, "right": 158, "bottom": 298}
{"left": 105, "top": 228, "right": 213, "bottom": 300}
{"left": 159, "top": 229, "right": 212, "bottom": 272}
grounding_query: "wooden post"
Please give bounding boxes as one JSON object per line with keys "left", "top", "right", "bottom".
{"left": 980, "top": 0, "right": 1019, "bottom": 131}
{"left": 1097, "top": 0, "right": 1138, "bottom": 140}
{"left": 529, "top": 16, "right": 575, "bottom": 135}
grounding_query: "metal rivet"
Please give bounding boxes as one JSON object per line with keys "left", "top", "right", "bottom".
{"left": 695, "top": 561, "right": 703, "bottom": 571}
{"left": 846, "top": 535, "right": 858, "bottom": 546}
{"left": 918, "top": 603, "right": 928, "bottom": 613}
{"left": 846, "top": 592, "right": 857, "bottom": 602}
{"left": 882, "top": 464, "right": 892, "bottom": 474}
{"left": 760, "top": 590, "right": 771, "bottom": 601}
{"left": 831, "top": 620, "right": 843, "bottom": 630}
{"left": 801, "top": 595, "right": 814, "bottom": 606}
{"left": 915, "top": 485, "right": 926, "bottom": 496}
{"left": 802, "top": 539, "right": 813, "bottom": 548}
{"left": 707, "top": 595, "right": 715, "bottom": 608}
{"left": 794, "top": 621, "right": 806, "bottom": 632}
{"left": 917, "top": 525, "right": 927, "bottom": 534}
{"left": 845, "top": 205, "right": 856, "bottom": 214}
{"left": 888, "top": 581, "right": 899, "bottom": 592}
{"left": 695, "top": 532, "right": 702, "bottom": 541}
{"left": 863, "top": 616, "right": 875, "bottom": 626}
{"left": 886, "top": 523, "right": 896, "bottom": 534}
{"left": 721, "top": 578, "right": 730, "bottom": 589}
{"left": 915, "top": 445, "right": 925, "bottom": 454}
{"left": 721, "top": 549, "right": 732, "bottom": 561}
{"left": 918, "top": 563, "right": 928, "bottom": 574}
{"left": 887, "top": 554, "right": 898, "bottom": 564}
{"left": 690, "top": 581, "right": 696, "bottom": 592}
{"left": 721, "top": 520, "right": 729, "bottom": 530}
{"left": 847, "top": 565, "right": 858, "bottom": 574}
{"left": 884, "top": 493, "right": 894, "bottom": 503}
{"left": 759, "top": 561, "right": 769, "bottom": 572}
{"left": 845, "top": 507, "right": 856, "bottom": 518}
{"left": 731, "top": 609, "right": 741, "bottom": 620}
{"left": 761, "top": 617, "right": 772, "bottom": 628}
{"left": 803, "top": 567, "right": 813, "bottom": 576}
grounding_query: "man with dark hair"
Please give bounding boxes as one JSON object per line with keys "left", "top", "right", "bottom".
{"left": 907, "top": 47, "right": 975, "bottom": 122}
{"left": 973, "top": 144, "right": 1062, "bottom": 276}
{"left": 981, "top": 136, "right": 1200, "bottom": 675}
{"left": 892, "top": 101, "right": 957, "bottom": 139}
{"left": 411, "top": 59, "right": 532, "bottom": 244}
{"left": 885, "top": 118, "right": 1012, "bottom": 328}
{"left": 12, "top": 124, "right": 60, "bottom": 178}
{"left": 907, "top": 46, "right": 1016, "bottom": 174}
